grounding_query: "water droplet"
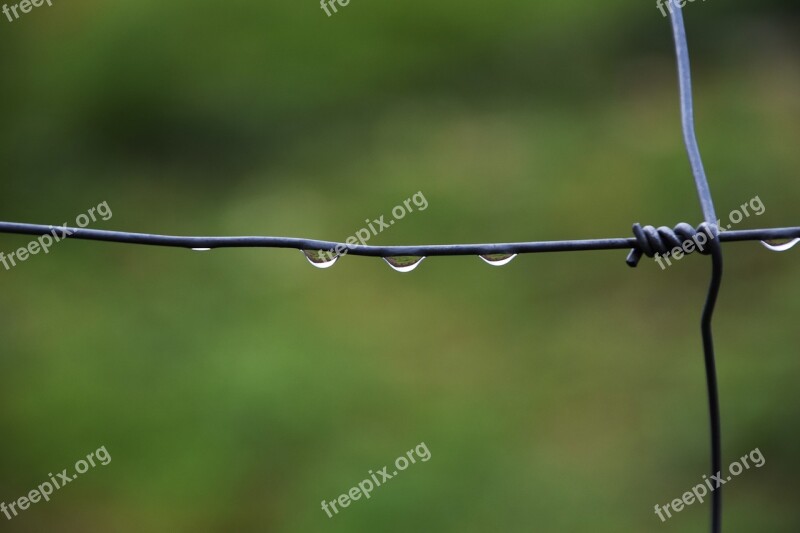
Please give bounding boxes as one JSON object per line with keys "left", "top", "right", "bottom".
{"left": 302, "top": 249, "right": 339, "bottom": 269}
{"left": 192, "top": 248, "right": 211, "bottom": 251}
{"left": 479, "top": 254, "right": 517, "bottom": 267}
{"left": 383, "top": 256, "right": 425, "bottom": 273}
{"left": 761, "top": 239, "right": 800, "bottom": 252}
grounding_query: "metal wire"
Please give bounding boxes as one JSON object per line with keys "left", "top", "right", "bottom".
{"left": 0, "top": 221, "right": 797, "bottom": 258}
{"left": 701, "top": 236, "right": 724, "bottom": 533}
{"left": 669, "top": 6, "right": 724, "bottom": 532}
{"left": 670, "top": 3, "right": 718, "bottom": 227}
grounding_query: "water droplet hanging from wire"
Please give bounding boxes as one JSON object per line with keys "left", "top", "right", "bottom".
{"left": 302, "top": 250, "right": 338, "bottom": 269}
{"left": 761, "top": 239, "right": 799, "bottom": 252}
{"left": 383, "top": 256, "right": 425, "bottom": 273}
{"left": 479, "top": 254, "right": 517, "bottom": 266}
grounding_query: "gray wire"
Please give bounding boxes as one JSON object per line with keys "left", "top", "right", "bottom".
{"left": 670, "top": 3, "right": 718, "bottom": 226}
{"left": 669, "top": 7, "right": 723, "bottom": 533}
{"left": 0, "top": 221, "right": 796, "bottom": 258}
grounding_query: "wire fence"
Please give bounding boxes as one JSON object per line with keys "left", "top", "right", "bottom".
{"left": 1, "top": 6, "right": 797, "bottom": 533}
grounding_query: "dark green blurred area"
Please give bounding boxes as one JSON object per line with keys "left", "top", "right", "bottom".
{"left": 1, "top": 0, "right": 799, "bottom": 531}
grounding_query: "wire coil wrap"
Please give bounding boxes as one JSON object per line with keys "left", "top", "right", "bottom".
{"left": 626, "top": 222, "right": 718, "bottom": 267}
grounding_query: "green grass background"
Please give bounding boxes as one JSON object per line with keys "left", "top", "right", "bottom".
{"left": 0, "top": 0, "right": 799, "bottom": 531}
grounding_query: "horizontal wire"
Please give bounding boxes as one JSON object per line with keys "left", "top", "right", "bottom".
{"left": 0, "top": 221, "right": 798, "bottom": 257}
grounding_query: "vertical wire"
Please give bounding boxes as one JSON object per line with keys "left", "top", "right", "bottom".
{"left": 669, "top": 4, "right": 718, "bottom": 226}
{"left": 668, "top": 7, "right": 724, "bottom": 533}
{"left": 701, "top": 236, "right": 724, "bottom": 533}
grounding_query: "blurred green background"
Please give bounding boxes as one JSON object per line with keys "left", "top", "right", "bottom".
{"left": 1, "top": 0, "right": 799, "bottom": 531}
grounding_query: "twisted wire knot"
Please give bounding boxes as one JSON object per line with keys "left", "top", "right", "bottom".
{"left": 626, "top": 222, "right": 718, "bottom": 267}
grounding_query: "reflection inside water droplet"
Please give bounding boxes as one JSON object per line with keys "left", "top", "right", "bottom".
{"left": 302, "top": 249, "right": 339, "bottom": 269}
{"left": 192, "top": 248, "right": 211, "bottom": 251}
{"left": 479, "top": 254, "right": 517, "bottom": 266}
{"left": 760, "top": 239, "right": 800, "bottom": 252}
{"left": 383, "top": 256, "right": 425, "bottom": 273}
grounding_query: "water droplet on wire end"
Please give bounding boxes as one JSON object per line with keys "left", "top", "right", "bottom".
{"left": 760, "top": 239, "right": 800, "bottom": 252}
{"left": 302, "top": 249, "right": 339, "bottom": 269}
{"left": 383, "top": 256, "right": 425, "bottom": 273}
